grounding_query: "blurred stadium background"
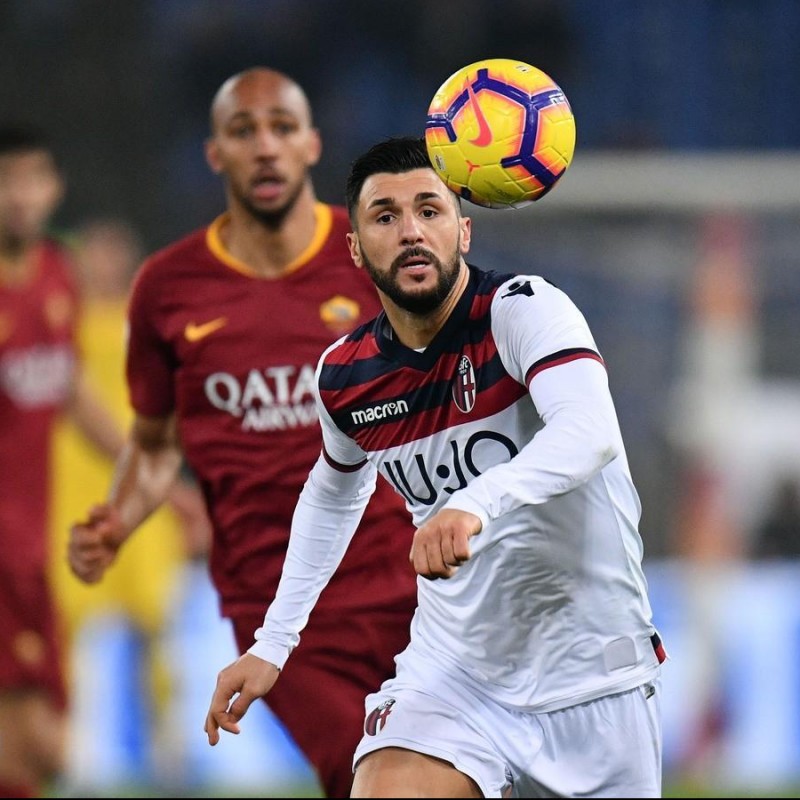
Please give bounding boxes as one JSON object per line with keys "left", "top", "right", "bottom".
{"left": 3, "top": 0, "right": 800, "bottom": 796}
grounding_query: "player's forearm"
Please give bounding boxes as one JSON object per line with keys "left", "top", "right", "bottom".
{"left": 67, "top": 373, "right": 126, "bottom": 459}
{"left": 106, "top": 436, "right": 183, "bottom": 538}
{"left": 248, "top": 454, "right": 377, "bottom": 669}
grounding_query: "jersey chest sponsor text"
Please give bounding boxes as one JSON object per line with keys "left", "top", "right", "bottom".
{"left": 381, "top": 429, "right": 519, "bottom": 507}
{"left": 0, "top": 343, "right": 75, "bottom": 408}
{"left": 203, "top": 363, "right": 318, "bottom": 432}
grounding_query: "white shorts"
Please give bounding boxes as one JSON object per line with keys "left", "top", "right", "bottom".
{"left": 353, "top": 657, "right": 662, "bottom": 798}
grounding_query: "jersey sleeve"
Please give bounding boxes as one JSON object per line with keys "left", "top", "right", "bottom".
{"left": 442, "top": 276, "right": 624, "bottom": 526}
{"left": 314, "top": 342, "right": 371, "bottom": 470}
{"left": 248, "top": 453, "right": 378, "bottom": 668}
{"left": 489, "top": 275, "right": 603, "bottom": 385}
{"left": 245, "top": 343, "right": 377, "bottom": 668}
{"left": 125, "top": 261, "right": 176, "bottom": 417}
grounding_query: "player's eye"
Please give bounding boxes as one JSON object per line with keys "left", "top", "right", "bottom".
{"left": 375, "top": 212, "right": 395, "bottom": 224}
{"left": 273, "top": 121, "right": 298, "bottom": 136}
{"left": 420, "top": 208, "right": 438, "bottom": 218}
{"left": 231, "top": 125, "right": 254, "bottom": 138}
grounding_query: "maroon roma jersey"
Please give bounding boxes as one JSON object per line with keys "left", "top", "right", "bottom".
{"left": 0, "top": 240, "right": 79, "bottom": 575}
{"left": 127, "top": 204, "right": 416, "bottom": 616}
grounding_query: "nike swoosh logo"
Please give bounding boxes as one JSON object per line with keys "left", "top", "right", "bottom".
{"left": 466, "top": 82, "right": 493, "bottom": 147}
{"left": 185, "top": 317, "right": 228, "bottom": 342}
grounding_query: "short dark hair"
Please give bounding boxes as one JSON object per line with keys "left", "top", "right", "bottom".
{"left": 0, "top": 125, "right": 53, "bottom": 158}
{"left": 345, "top": 135, "right": 460, "bottom": 221}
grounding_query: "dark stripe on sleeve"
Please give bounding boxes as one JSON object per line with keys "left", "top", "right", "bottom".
{"left": 322, "top": 445, "right": 367, "bottom": 473}
{"left": 525, "top": 348, "right": 604, "bottom": 385}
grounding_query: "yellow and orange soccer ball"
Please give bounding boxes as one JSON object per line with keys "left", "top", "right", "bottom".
{"left": 425, "top": 58, "right": 576, "bottom": 209}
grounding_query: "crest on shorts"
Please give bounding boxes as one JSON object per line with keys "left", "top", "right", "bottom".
{"left": 452, "top": 354, "right": 477, "bottom": 414}
{"left": 364, "top": 698, "right": 396, "bottom": 736}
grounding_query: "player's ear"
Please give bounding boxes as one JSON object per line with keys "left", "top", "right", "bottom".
{"left": 49, "top": 168, "right": 66, "bottom": 213}
{"left": 306, "top": 127, "right": 322, "bottom": 168}
{"left": 205, "top": 137, "right": 223, "bottom": 174}
{"left": 459, "top": 215, "right": 471, "bottom": 255}
{"left": 346, "top": 232, "right": 363, "bottom": 269}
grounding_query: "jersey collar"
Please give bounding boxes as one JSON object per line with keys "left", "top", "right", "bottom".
{"left": 205, "top": 203, "right": 333, "bottom": 278}
{"left": 374, "top": 264, "right": 480, "bottom": 371}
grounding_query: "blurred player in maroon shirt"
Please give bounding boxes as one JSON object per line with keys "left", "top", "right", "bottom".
{"left": 67, "top": 68, "right": 418, "bottom": 797}
{"left": 0, "top": 127, "right": 124, "bottom": 798}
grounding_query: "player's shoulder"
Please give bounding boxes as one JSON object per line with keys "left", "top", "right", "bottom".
{"left": 321, "top": 315, "right": 378, "bottom": 363}
{"left": 140, "top": 226, "right": 208, "bottom": 273}
{"left": 467, "top": 264, "right": 565, "bottom": 310}
{"left": 38, "top": 236, "right": 78, "bottom": 284}
{"left": 316, "top": 202, "right": 354, "bottom": 262}
{"left": 316, "top": 202, "right": 352, "bottom": 249}
{"left": 479, "top": 268, "right": 583, "bottom": 337}
{"left": 489, "top": 270, "right": 573, "bottom": 309}
{"left": 316, "top": 314, "right": 382, "bottom": 391}
{"left": 326, "top": 202, "right": 352, "bottom": 233}
{"left": 39, "top": 235, "right": 73, "bottom": 264}
{"left": 132, "top": 225, "right": 210, "bottom": 294}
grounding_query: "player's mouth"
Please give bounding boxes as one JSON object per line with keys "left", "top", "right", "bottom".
{"left": 251, "top": 174, "right": 286, "bottom": 202}
{"left": 400, "top": 257, "right": 430, "bottom": 271}
{"left": 394, "top": 247, "right": 437, "bottom": 274}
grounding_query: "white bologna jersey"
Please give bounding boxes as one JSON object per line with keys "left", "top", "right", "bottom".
{"left": 250, "top": 264, "right": 665, "bottom": 712}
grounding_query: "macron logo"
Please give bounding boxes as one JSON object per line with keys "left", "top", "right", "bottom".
{"left": 351, "top": 399, "right": 409, "bottom": 426}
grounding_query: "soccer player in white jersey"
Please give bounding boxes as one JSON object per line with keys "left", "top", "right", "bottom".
{"left": 205, "top": 136, "right": 667, "bottom": 798}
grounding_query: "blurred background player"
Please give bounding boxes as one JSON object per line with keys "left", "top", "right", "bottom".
{"left": 67, "top": 67, "right": 418, "bottom": 798}
{"left": 48, "top": 217, "right": 212, "bottom": 789}
{"left": 0, "top": 127, "right": 123, "bottom": 798}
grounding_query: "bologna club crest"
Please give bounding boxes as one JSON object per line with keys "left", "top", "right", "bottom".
{"left": 453, "top": 355, "right": 477, "bottom": 414}
{"left": 364, "top": 698, "right": 396, "bottom": 736}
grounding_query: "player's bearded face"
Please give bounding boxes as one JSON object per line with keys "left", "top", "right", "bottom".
{"left": 359, "top": 239, "right": 462, "bottom": 315}
{"left": 0, "top": 152, "right": 63, "bottom": 247}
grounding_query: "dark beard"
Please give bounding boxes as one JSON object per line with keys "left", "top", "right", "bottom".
{"left": 361, "top": 244, "right": 461, "bottom": 315}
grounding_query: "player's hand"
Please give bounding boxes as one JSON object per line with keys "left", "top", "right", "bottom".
{"left": 67, "top": 503, "right": 126, "bottom": 584}
{"left": 205, "top": 653, "right": 280, "bottom": 745}
{"left": 409, "top": 508, "right": 482, "bottom": 579}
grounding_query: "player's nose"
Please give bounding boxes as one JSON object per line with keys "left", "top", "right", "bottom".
{"left": 252, "top": 127, "right": 281, "bottom": 158}
{"left": 398, "top": 213, "right": 424, "bottom": 245}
